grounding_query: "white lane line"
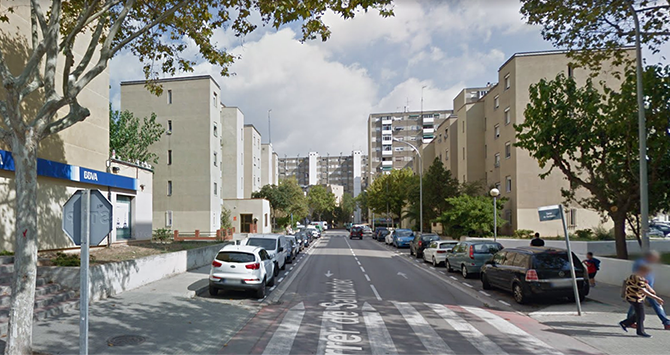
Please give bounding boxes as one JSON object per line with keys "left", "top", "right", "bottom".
{"left": 269, "top": 286, "right": 276, "bottom": 292}
{"left": 429, "top": 267, "right": 435, "bottom": 270}
{"left": 357, "top": 261, "right": 361, "bottom": 266}
{"left": 363, "top": 303, "right": 398, "bottom": 355}
{"left": 262, "top": 302, "right": 305, "bottom": 355}
{"left": 360, "top": 267, "right": 366, "bottom": 273}
{"left": 364, "top": 274, "right": 371, "bottom": 282}
{"left": 462, "top": 282, "right": 473, "bottom": 288}
{"left": 277, "top": 277, "right": 284, "bottom": 283}
{"left": 479, "top": 291, "right": 491, "bottom": 296}
{"left": 285, "top": 272, "right": 290, "bottom": 276}
{"left": 370, "top": 284, "right": 382, "bottom": 301}
{"left": 498, "top": 300, "right": 511, "bottom": 306}
{"left": 426, "top": 303, "right": 508, "bottom": 355}
{"left": 393, "top": 302, "right": 454, "bottom": 355}
{"left": 290, "top": 267, "right": 294, "bottom": 271}
{"left": 439, "top": 271, "right": 446, "bottom": 275}
{"left": 449, "top": 276, "right": 458, "bottom": 280}
{"left": 463, "top": 306, "right": 561, "bottom": 355}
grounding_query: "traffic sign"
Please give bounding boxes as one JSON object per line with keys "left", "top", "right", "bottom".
{"left": 62, "top": 190, "right": 112, "bottom": 246}
{"left": 538, "top": 204, "right": 561, "bottom": 221}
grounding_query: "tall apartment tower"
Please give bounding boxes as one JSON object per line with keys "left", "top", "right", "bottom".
{"left": 244, "top": 125, "right": 262, "bottom": 197}
{"left": 278, "top": 152, "right": 368, "bottom": 197}
{"left": 121, "top": 76, "right": 223, "bottom": 233}
{"left": 221, "top": 106, "right": 245, "bottom": 199}
{"left": 367, "top": 109, "right": 452, "bottom": 184}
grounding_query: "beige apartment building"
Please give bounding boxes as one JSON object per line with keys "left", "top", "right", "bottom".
{"left": 261, "top": 143, "right": 279, "bottom": 187}
{"left": 121, "top": 76, "right": 223, "bottom": 234}
{"left": 244, "top": 125, "right": 262, "bottom": 198}
{"left": 221, "top": 106, "right": 245, "bottom": 199}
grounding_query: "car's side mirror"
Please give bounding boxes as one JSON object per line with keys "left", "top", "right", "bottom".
{"left": 278, "top": 247, "right": 284, "bottom": 252}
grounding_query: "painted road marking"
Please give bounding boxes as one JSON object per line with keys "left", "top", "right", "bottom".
{"left": 462, "top": 282, "right": 473, "bottom": 288}
{"left": 363, "top": 303, "right": 398, "bottom": 355}
{"left": 277, "top": 277, "right": 284, "bottom": 283}
{"left": 360, "top": 267, "right": 366, "bottom": 273}
{"left": 269, "top": 286, "right": 276, "bottom": 292}
{"left": 479, "top": 291, "right": 491, "bottom": 296}
{"left": 498, "top": 300, "right": 511, "bottom": 306}
{"left": 463, "top": 306, "right": 561, "bottom": 355}
{"left": 290, "top": 267, "right": 294, "bottom": 271}
{"left": 393, "top": 302, "right": 454, "bottom": 355}
{"left": 370, "top": 285, "right": 382, "bottom": 301}
{"left": 262, "top": 302, "right": 306, "bottom": 355}
{"left": 357, "top": 261, "right": 361, "bottom": 266}
{"left": 364, "top": 274, "right": 371, "bottom": 282}
{"left": 450, "top": 276, "right": 458, "bottom": 280}
{"left": 426, "top": 303, "right": 508, "bottom": 355}
{"left": 439, "top": 271, "right": 446, "bottom": 275}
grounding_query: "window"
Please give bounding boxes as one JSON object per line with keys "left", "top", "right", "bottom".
{"left": 265, "top": 213, "right": 268, "bottom": 227}
{"left": 506, "top": 176, "right": 512, "bottom": 192}
{"left": 167, "top": 120, "right": 172, "bottom": 134}
{"left": 213, "top": 152, "right": 217, "bottom": 166}
{"left": 568, "top": 208, "right": 577, "bottom": 226}
{"left": 494, "top": 153, "right": 500, "bottom": 168}
{"left": 167, "top": 90, "right": 173, "bottom": 104}
{"left": 214, "top": 182, "right": 218, "bottom": 195}
{"left": 494, "top": 124, "right": 500, "bottom": 139}
{"left": 568, "top": 64, "right": 574, "bottom": 78}
{"left": 504, "top": 107, "right": 511, "bottom": 125}
{"left": 165, "top": 211, "right": 173, "bottom": 227}
{"left": 484, "top": 117, "right": 487, "bottom": 130}
{"left": 462, "top": 120, "right": 465, "bottom": 133}
{"left": 504, "top": 74, "right": 510, "bottom": 90}
{"left": 494, "top": 95, "right": 500, "bottom": 109}
{"left": 213, "top": 92, "right": 218, "bottom": 107}
{"left": 505, "top": 142, "right": 511, "bottom": 158}
{"left": 167, "top": 181, "right": 173, "bottom": 196}
{"left": 213, "top": 123, "right": 218, "bottom": 137}
{"left": 445, "top": 149, "right": 449, "bottom": 160}
{"left": 168, "top": 150, "right": 172, "bottom": 165}
{"left": 462, "top": 147, "right": 465, "bottom": 160}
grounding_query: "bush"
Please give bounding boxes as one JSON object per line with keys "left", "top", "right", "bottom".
{"left": 574, "top": 229, "right": 595, "bottom": 240}
{"left": 593, "top": 225, "right": 614, "bottom": 240}
{"left": 513, "top": 229, "right": 534, "bottom": 239}
{"left": 0, "top": 250, "right": 13, "bottom": 256}
{"left": 152, "top": 228, "right": 173, "bottom": 243}
{"left": 53, "top": 252, "right": 95, "bottom": 267}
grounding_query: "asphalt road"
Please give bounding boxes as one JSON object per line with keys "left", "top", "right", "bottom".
{"left": 220, "top": 230, "right": 601, "bottom": 355}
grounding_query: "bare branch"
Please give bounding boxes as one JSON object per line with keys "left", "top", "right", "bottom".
{"left": 635, "top": 5, "right": 670, "bottom": 13}
{"left": 42, "top": 0, "right": 63, "bottom": 101}
{"left": 42, "top": 101, "right": 90, "bottom": 136}
{"left": 70, "top": 18, "right": 105, "bottom": 81}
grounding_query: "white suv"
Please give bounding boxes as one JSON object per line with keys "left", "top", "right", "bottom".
{"left": 209, "top": 245, "right": 275, "bottom": 298}
{"left": 243, "top": 234, "right": 288, "bottom": 277}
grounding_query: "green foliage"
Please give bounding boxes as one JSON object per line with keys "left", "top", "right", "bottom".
{"left": 52, "top": 252, "right": 95, "bottom": 267}
{"left": 307, "top": 185, "right": 336, "bottom": 220}
{"left": 513, "top": 229, "right": 535, "bottom": 239}
{"left": 366, "top": 168, "right": 415, "bottom": 221}
{"left": 574, "top": 229, "right": 596, "bottom": 240}
{"left": 254, "top": 178, "right": 310, "bottom": 223}
{"left": 332, "top": 193, "right": 357, "bottom": 225}
{"left": 515, "top": 66, "right": 670, "bottom": 258}
{"left": 520, "top": 0, "right": 670, "bottom": 72}
{"left": 220, "top": 207, "right": 233, "bottom": 230}
{"left": 152, "top": 228, "right": 173, "bottom": 243}
{"left": 593, "top": 225, "right": 615, "bottom": 240}
{"left": 110, "top": 107, "right": 165, "bottom": 164}
{"left": 0, "top": 250, "right": 13, "bottom": 256}
{"left": 406, "top": 158, "right": 460, "bottom": 231}
{"left": 436, "top": 195, "right": 505, "bottom": 237}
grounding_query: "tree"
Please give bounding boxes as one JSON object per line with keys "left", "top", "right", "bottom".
{"left": 220, "top": 207, "right": 233, "bottom": 230}
{"left": 355, "top": 191, "right": 369, "bottom": 222}
{"left": 0, "top": 1, "right": 393, "bottom": 352}
{"left": 366, "top": 168, "right": 414, "bottom": 224}
{"left": 435, "top": 195, "right": 505, "bottom": 237}
{"left": 514, "top": 66, "right": 670, "bottom": 259}
{"left": 307, "top": 185, "right": 336, "bottom": 221}
{"left": 333, "top": 193, "right": 356, "bottom": 225}
{"left": 280, "top": 178, "right": 309, "bottom": 223}
{"left": 520, "top": 0, "right": 670, "bottom": 70}
{"left": 407, "top": 158, "right": 460, "bottom": 231}
{"left": 109, "top": 107, "right": 164, "bottom": 164}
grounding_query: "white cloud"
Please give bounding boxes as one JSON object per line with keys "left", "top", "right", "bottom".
{"left": 374, "top": 78, "right": 464, "bottom": 113}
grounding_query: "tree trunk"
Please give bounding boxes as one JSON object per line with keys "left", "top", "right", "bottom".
{"left": 613, "top": 214, "right": 628, "bottom": 260}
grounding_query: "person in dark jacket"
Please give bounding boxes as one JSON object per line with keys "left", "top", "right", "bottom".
{"left": 530, "top": 232, "right": 545, "bottom": 246}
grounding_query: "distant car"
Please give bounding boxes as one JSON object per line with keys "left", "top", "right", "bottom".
{"left": 306, "top": 226, "right": 320, "bottom": 239}
{"left": 650, "top": 223, "right": 670, "bottom": 238}
{"left": 446, "top": 241, "right": 504, "bottom": 278}
{"left": 391, "top": 229, "right": 415, "bottom": 248}
{"left": 423, "top": 240, "right": 459, "bottom": 267}
{"left": 345, "top": 223, "right": 353, "bottom": 231}
{"left": 410, "top": 233, "right": 440, "bottom": 258}
{"left": 481, "top": 247, "right": 590, "bottom": 304}
{"left": 285, "top": 235, "right": 299, "bottom": 260}
{"left": 209, "top": 244, "right": 275, "bottom": 298}
{"left": 376, "top": 229, "right": 390, "bottom": 242}
{"left": 242, "top": 234, "right": 288, "bottom": 276}
{"left": 362, "top": 226, "right": 373, "bottom": 238}
{"left": 374, "top": 227, "right": 388, "bottom": 239}
{"left": 350, "top": 226, "right": 363, "bottom": 239}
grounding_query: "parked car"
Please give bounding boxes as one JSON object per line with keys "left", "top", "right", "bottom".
{"left": 295, "top": 231, "right": 308, "bottom": 249}
{"left": 306, "top": 225, "right": 321, "bottom": 238}
{"left": 423, "top": 240, "right": 459, "bottom": 266}
{"left": 285, "top": 235, "right": 299, "bottom": 260}
{"left": 374, "top": 227, "right": 387, "bottom": 239}
{"left": 410, "top": 233, "right": 441, "bottom": 258}
{"left": 209, "top": 244, "right": 275, "bottom": 298}
{"left": 385, "top": 230, "right": 396, "bottom": 245}
{"left": 650, "top": 223, "right": 670, "bottom": 238}
{"left": 377, "top": 229, "right": 391, "bottom": 242}
{"left": 350, "top": 226, "right": 363, "bottom": 239}
{"left": 391, "top": 229, "right": 415, "bottom": 248}
{"left": 362, "top": 226, "right": 374, "bottom": 238}
{"left": 481, "top": 247, "right": 590, "bottom": 304}
{"left": 242, "top": 234, "right": 288, "bottom": 276}
{"left": 446, "top": 241, "right": 504, "bottom": 278}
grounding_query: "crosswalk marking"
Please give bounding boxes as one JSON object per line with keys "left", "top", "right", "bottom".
{"left": 363, "top": 303, "right": 398, "bottom": 355}
{"left": 316, "top": 309, "right": 342, "bottom": 355}
{"left": 393, "top": 302, "right": 455, "bottom": 355}
{"left": 262, "top": 302, "right": 305, "bottom": 355}
{"left": 462, "top": 306, "right": 561, "bottom": 355}
{"left": 426, "top": 303, "right": 508, "bottom": 355}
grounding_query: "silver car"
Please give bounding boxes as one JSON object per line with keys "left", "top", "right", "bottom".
{"left": 209, "top": 245, "right": 275, "bottom": 298}
{"left": 243, "top": 234, "right": 288, "bottom": 276}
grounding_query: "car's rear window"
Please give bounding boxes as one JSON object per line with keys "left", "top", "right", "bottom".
{"left": 439, "top": 243, "right": 457, "bottom": 249}
{"left": 421, "top": 235, "right": 440, "bottom": 242}
{"left": 473, "top": 243, "right": 502, "bottom": 254}
{"left": 396, "top": 230, "right": 413, "bottom": 237}
{"left": 533, "top": 252, "right": 582, "bottom": 270}
{"left": 246, "top": 238, "right": 277, "bottom": 250}
{"left": 216, "top": 252, "right": 255, "bottom": 263}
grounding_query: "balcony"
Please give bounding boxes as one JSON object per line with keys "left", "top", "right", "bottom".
{"left": 422, "top": 127, "right": 435, "bottom": 135}
{"left": 382, "top": 149, "right": 393, "bottom": 157}
{"left": 381, "top": 117, "right": 392, "bottom": 125}
{"left": 381, "top": 136, "right": 392, "bottom": 145}
{"left": 422, "top": 116, "right": 434, "bottom": 125}
{"left": 381, "top": 160, "right": 392, "bottom": 167}
{"left": 381, "top": 128, "right": 393, "bottom": 135}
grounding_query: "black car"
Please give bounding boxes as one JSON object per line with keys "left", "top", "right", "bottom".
{"left": 376, "top": 229, "right": 390, "bottom": 242}
{"left": 410, "top": 233, "right": 440, "bottom": 258}
{"left": 374, "top": 227, "right": 388, "bottom": 240}
{"left": 350, "top": 226, "right": 363, "bottom": 239}
{"left": 481, "top": 247, "right": 589, "bottom": 304}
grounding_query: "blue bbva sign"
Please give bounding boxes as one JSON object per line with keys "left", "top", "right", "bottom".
{"left": 0, "top": 149, "right": 137, "bottom": 191}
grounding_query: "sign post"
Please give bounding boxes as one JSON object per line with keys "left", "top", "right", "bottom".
{"left": 537, "top": 204, "right": 582, "bottom": 316}
{"left": 63, "top": 190, "right": 113, "bottom": 355}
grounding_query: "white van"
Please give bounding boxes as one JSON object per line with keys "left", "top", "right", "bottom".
{"left": 310, "top": 221, "right": 328, "bottom": 231}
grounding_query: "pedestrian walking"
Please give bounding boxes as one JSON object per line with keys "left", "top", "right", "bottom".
{"left": 530, "top": 232, "right": 545, "bottom": 246}
{"left": 619, "top": 263, "right": 664, "bottom": 337}
{"left": 583, "top": 252, "right": 601, "bottom": 287}
{"left": 627, "top": 250, "right": 670, "bottom": 330}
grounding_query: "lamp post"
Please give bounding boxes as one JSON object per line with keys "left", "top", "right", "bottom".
{"left": 490, "top": 188, "right": 500, "bottom": 242}
{"left": 393, "top": 138, "right": 423, "bottom": 234}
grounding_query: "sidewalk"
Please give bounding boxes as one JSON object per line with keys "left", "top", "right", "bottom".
{"left": 29, "top": 266, "right": 258, "bottom": 354}
{"left": 529, "top": 283, "right": 670, "bottom": 355}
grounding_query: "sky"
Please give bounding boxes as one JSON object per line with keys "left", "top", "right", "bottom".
{"left": 108, "top": 0, "right": 668, "bottom": 157}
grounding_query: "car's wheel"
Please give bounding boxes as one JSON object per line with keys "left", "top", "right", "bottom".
{"left": 461, "top": 265, "right": 470, "bottom": 279}
{"left": 481, "top": 274, "right": 492, "bottom": 290}
{"left": 256, "top": 280, "right": 266, "bottom": 299}
{"left": 432, "top": 257, "right": 438, "bottom": 267}
{"left": 446, "top": 260, "right": 452, "bottom": 272}
{"left": 267, "top": 273, "right": 275, "bottom": 287}
{"left": 274, "top": 263, "right": 279, "bottom": 277}
{"left": 209, "top": 286, "right": 218, "bottom": 296}
{"left": 568, "top": 293, "right": 587, "bottom": 303}
{"left": 281, "top": 262, "right": 286, "bottom": 270}
{"left": 513, "top": 282, "right": 530, "bottom": 304}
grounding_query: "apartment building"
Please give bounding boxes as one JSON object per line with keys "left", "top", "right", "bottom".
{"left": 121, "top": 76, "right": 222, "bottom": 233}
{"left": 244, "top": 125, "right": 262, "bottom": 198}
{"left": 367, "top": 110, "right": 452, "bottom": 183}
{"left": 278, "top": 151, "right": 368, "bottom": 198}
{"left": 421, "top": 116, "right": 458, "bottom": 174}
{"left": 261, "top": 143, "right": 279, "bottom": 187}
{"left": 221, "top": 106, "right": 245, "bottom": 199}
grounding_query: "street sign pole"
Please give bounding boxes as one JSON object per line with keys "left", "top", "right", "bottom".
{"left": 559, "top": 205, "right": 582, "bottom": 316}
{"left": 80, "top": 190, "right": 90, "bottom": 355}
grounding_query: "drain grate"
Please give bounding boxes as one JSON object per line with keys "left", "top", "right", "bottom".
{"left": 107, "top": 335, "right": 147, "bottom": 347}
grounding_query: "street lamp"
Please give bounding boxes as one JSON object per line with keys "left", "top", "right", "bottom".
{"left": 490, "top": 188, "right": 500, "bottom": 242}
{"left": 392, "top": 138, "right": 423, "bottom": 234}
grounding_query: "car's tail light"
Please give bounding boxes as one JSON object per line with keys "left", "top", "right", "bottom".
{"left": 244, "top": 278, "right": 259, "bottom": 282}
{"left": 212, "top": 261, "right": 222, "bottom": 267}
{"left": 418, "top": 241, "right": 423, "bottom": 247}
{"left": 246, "top": 262, "right": 261, "bottom": 270}
{"left": 436, "top": 250, "right": 446, "bottom": 254}
{"left": 525, "top": 269, "right": 539, "bottom": 282}
{"left": 469, "top": 245, "right": 474, "bottom": 259}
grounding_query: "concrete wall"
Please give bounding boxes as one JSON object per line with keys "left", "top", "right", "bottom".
{"left": 221, "top": 107, "right": 245, "bottom": 199}
{"left": 38, "top": 243, "right": 229, "bottom": 302}
{"left": 577, "top": 256, "right": 670, "bottom": 297}
{"left": 222, "top": 198, "right": 271, "bottom": 234}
